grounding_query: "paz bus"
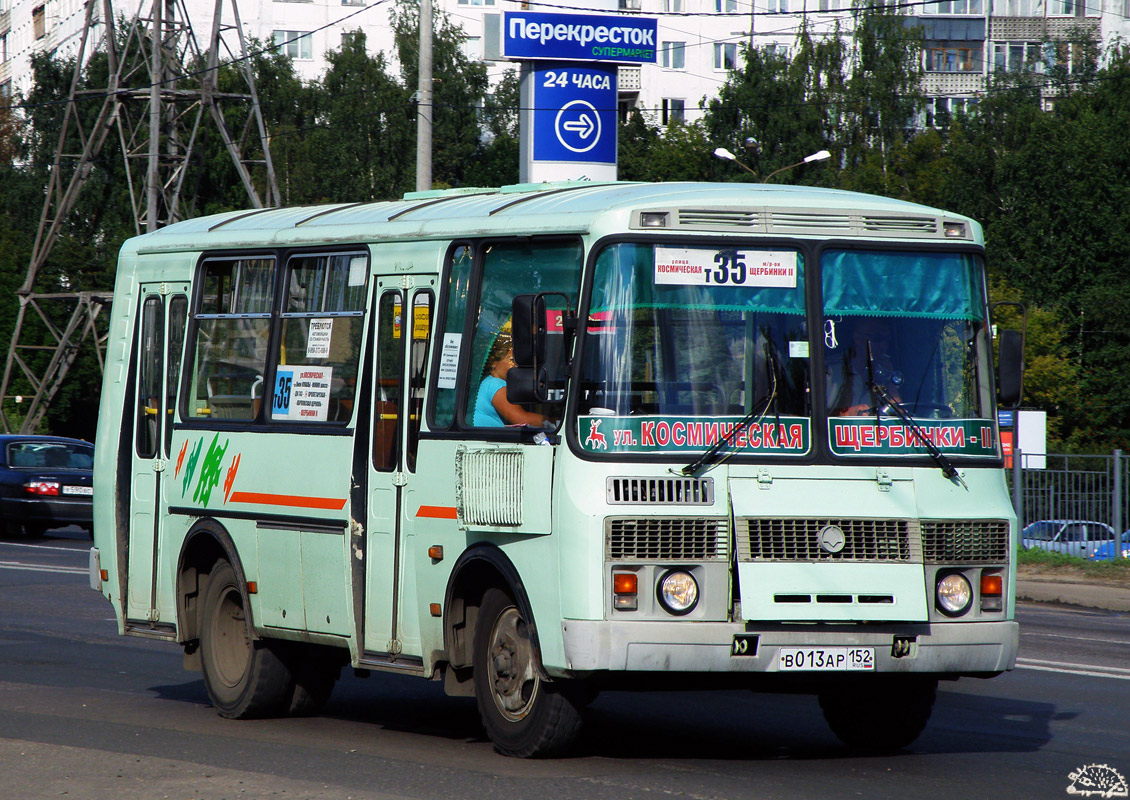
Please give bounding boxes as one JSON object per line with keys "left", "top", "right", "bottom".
{"left": 91, "top": 181, "right": 1023, "bottom": 757}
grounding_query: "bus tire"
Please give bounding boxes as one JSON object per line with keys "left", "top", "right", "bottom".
{"left": 286, "top": 647, "right": 340, "bottom": 716}
{"left": 473, "top": 588, "right": 582, "bottom": 758}
{"left": 818, "top": 677, "right": 937, "bottom": 752}
{"left": 200, "top": 560, "right": 293, "bottom": 719}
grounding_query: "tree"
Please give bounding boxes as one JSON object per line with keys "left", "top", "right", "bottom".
{"left": 705, "top": 26, "right": 842, "bottom": 181}
{"left": 393, "top": 0, "right": 488, "bottom": 189}
{"left": 464, "top": 67, "right": 520, "bottom": 188}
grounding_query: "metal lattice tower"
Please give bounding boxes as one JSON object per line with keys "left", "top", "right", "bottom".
{"left": 0, "top": 0, "right": 279, "bottom": 434}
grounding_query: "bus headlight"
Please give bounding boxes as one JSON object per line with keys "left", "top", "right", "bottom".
{"left": 936, "top": 573, "right": 973, "bottom": 616}
{"left": 657, "top": 570, "right": 699, "bottom": 615}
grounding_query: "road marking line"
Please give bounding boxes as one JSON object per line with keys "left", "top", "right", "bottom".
{"left": 0, "top": 561, "right": 87, "bottom": 575}
{"left": 1022, "top": 631, "right": 1130, "bottom": 646}
{"left": 1016, "top": 657, "right": 1130, "bottom": 681}
{"left": 0, "top": 542, "right": 87, "bottom": 554}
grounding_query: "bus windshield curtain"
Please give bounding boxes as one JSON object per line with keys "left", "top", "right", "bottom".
{"left": 821, "top": 250, "right": 984, "bottom": 321}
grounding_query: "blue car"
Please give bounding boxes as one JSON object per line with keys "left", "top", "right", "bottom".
{"left": 1020, "top": 519, "right": 1117, "bottom": 559}
{"left": 0, "top": 435, "right": 94, "bottom": 538}
{"left": 1090, "top": 531, "right": 1130, "bottom": 561}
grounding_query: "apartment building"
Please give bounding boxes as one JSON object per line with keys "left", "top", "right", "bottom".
{"left": 0, "top": 0, "right": 1127, "bottom": 121}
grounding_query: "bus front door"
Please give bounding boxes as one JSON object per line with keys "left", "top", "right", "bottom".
{"left": 125, "top": 284, "right": 188, "bottom": 627}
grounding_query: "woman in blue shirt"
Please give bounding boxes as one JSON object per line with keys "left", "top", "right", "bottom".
{"left": 474, "top": 331, "right": 546, "bottom": 427}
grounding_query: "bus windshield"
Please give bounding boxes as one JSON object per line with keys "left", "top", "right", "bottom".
{"left": 821, "top": 249, "right": 992, "bottom": 422}
{"left": 576, "top": 241, "right": 810, "bottom": 456}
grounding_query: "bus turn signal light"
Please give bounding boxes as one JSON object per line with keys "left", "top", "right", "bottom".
{"left": 613, "top": 572, "right": 638, "bottom": 611}
{"left": 980, "top": 572, "right": 1003, "bottom": 612}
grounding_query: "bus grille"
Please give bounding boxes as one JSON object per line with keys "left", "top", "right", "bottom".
{"left": 456, "top": 449, "right": 523, "bottom": 526}
{"left": 607, "top": 517, "right": 729, "bottom": 561}
{"left": 736, "top": 518, "right": 916, "bottom": 562}
{"left": 921, "top": 520, "right": 1010, "bottom": 563}
{"left": 606, "top": 476, "right": 714, "bottom": 505}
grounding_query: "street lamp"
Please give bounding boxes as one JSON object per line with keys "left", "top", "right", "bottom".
{"left": 763, "top": 149, "right": 832, "bottom": 183}
{"left": 713, "top": 147, "right": 758, "bottom": 178}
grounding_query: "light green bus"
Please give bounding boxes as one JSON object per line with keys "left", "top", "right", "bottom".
{"left": 91, "top": 181, "right": 1023, "bottom": 757}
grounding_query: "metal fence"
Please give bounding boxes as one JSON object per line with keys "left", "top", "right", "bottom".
{"left": 1009, "top": 450, "right": 1130, "bottom": 557}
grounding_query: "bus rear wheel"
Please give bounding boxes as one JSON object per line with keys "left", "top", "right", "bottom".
{"left": 818, "top": 677, "right": 938, "bottom": 752}
{"left": 473, "top": 588, "right": 582, "bottom": 757}
{"left": 200, "top": 561, "right": 293, "bottom": 719}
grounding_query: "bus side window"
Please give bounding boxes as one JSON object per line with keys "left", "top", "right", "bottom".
{"left": 407, "top": 291, "right": 434, "bottom": 472}
{"left": 165, "top": 295, "right": 188, "bottom": 455}
{"left": 273, "top": 252, "right": 368, "bottom": 424}
{"left": 464, "top": 239, "right": 582, "bottom": 429}
{"left": 431, "top": 244, "right": 473, "bottom": 430}
{"left": 136, "top": 296, "right": 164, "bottom": 456}
{"left": 189, "top": 257, "right": 275, "bottom": 421}
{"left": 373, "top": 291, "right": 404, "bottom": 471}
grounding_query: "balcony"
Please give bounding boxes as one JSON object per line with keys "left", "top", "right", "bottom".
{"left": 618, "top": 65, "right": 641, "bottom": 93}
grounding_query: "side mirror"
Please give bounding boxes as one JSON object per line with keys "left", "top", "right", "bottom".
{"left": 997, "top": 328, "right": 1024, "bottom": 409}
{"left": 509, "top": 293, "right": 574, "bottom": 405}
{"left": 506, "top": 366, "right": 548, "bottom": 404}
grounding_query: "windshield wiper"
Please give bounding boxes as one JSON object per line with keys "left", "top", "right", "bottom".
{"left": 865, "top": 341, "right": 967, "bottom": 489}
{"left": 679, "top": 342, "right": 778, "bottom": 477}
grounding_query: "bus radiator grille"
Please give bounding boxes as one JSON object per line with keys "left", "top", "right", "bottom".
{"left": 921, "top": 520, "right": 1010, "bottom": 564}
{"left": 606, "top": 517, "right": 729, "bottom": 561}
{"left": 735, "top": 518, "right": 918, "bottom": 562}
{"left": 455, "top": 449, "right": 523, "bottom": 526}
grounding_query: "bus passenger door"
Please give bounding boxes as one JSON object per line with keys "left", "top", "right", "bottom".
{"left": 126, "top": 285, "right": 189, "bottom": 626}
{"left": 363, "top": 282, "right": 407, "bottom": 656}
{"left": 361, "top": 281, "right": 435, "bottom": 658}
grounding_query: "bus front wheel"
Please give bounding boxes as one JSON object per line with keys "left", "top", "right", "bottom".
{"left": 473, "top": 588, "right": 582, "bottom": 757}
{"left": 200, "top": 560, "right": 292, "bottom": 719}
{"left": 818, "top": 677, "right": 938, "bottom": 752}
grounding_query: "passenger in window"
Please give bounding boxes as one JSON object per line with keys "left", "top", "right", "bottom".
{"left": 827, "top": 317, "right": 903, "bottom": 416}
{"left": 474, "top": 325, "right": 546, "bottom": 427}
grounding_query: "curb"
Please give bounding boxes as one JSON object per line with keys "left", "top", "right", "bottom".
{"left": 1016, "top": 579, "right": 1130, "bottom": 613}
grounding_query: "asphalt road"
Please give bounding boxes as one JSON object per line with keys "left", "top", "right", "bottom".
{"left": 2, "top": 528, "right": 1129, "bottom": 800}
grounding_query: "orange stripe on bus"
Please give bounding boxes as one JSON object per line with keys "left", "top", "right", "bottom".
{"left": 228, "top": 491, "right": 347, "bottom": 510}
{"left": 416, "top": 505, "right": 458, "bottom": 519}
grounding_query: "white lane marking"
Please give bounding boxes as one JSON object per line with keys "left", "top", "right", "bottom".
{"left": 1016, "top": 657, "right": 1130, "bottom": 681}
{"left": 0, "top": 561, "right": 87, "bottom": 575}
{"left": 0, "top": 541, "right": 87, "bottom": 554}
{"left": 1022, "top": 631, "right": 1130, "bottom": 647}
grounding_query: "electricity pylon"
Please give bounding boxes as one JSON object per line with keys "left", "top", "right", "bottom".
{"left": 0, "top": 0, "right": 279, "bottom": 433}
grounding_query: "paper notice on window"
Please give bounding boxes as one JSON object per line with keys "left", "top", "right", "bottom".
{"left": 272, "top": 365, "right": 333, "bottom": 422}
{"left": 348, "top": 256, "right": 367, "bottom": 287}
{"left": 306, "top": 318, "right": 333, "bottom": 358}
{"left": 654, "top": 247, "right": 797, "bottom": 289}
{"left": 437, "top": 333, "right": 462, "bottom": 389}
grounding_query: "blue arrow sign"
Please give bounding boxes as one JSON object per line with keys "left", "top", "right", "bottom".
{"left": 533, "top": 63, "right": 617, "bottom": 164}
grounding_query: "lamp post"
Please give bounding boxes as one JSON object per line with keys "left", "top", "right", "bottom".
{"left": 763, "top": 149, "right": 832, "bottom": 183}
{"left": 712, "top": 147, "right": 758, "bottom": 178}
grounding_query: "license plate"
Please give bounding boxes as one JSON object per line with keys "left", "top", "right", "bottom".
{"left": 777, "top": 647, "right": 874, "bottom": 671}
{"left": 62, "top": 485, "right": 93, "bottom": 496}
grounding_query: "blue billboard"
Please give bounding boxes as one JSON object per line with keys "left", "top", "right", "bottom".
{"left": 503, "top": 11, "right": 657, "bottom": 64}
{"left": 532, "top": 62, "right": 618, "bottom": 165}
